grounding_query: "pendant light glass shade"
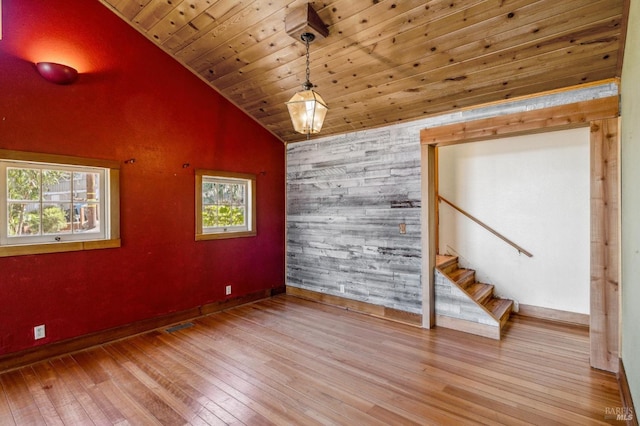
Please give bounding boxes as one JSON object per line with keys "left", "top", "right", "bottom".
{"left": 285, "top": 31, "right": 328, "bottom": 137}
{"left": 286, "top": 89, "right": 328, "bottom": 135}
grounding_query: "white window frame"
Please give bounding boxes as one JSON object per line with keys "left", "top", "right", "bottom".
{"left": 0, "top": 150, "right": 120, "bottom": 257}
{"left": 196, "top": 170, "right": 256, "bottom": 241}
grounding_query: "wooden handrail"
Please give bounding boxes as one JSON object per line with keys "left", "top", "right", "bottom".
{"left": 438, "top": 196, "right": 533, "bottom": 258}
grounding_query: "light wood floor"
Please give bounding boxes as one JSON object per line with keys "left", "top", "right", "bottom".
{"left": 0, "top": 295, "right": 622, "bottom": 425}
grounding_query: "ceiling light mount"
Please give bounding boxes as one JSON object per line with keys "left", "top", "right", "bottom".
{"left": 285, "top": 4, "right": 328, "bottom": 42}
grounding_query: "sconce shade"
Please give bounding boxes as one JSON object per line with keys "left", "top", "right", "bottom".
{"left": 286, "top": 89, "right": 328, "bottom": 135}
{"left": 36, "top": 62, "right": 78, "bottom": 85}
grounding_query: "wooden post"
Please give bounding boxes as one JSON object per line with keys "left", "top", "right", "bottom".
{"left": 434, "top": 147, "right": 439, "bottom": 255}
{"left": 421, "top": 144, "right": 437, "bottom": 328}
{"left": 590, "top": 118, "right": 620, "bottom": 373}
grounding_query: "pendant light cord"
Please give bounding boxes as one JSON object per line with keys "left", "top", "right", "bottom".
{"left": 301, "top": 32, "right": 315, "bottom": 90}
{"left": 305, "top": 37, "right": 311, "bottom": 86}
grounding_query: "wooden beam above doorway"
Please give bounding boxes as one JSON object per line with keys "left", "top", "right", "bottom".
{"left": 420, "top": 96, "right": 619, "bottom": 147}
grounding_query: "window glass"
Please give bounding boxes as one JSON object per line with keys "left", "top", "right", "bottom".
{"left": 196, "top": 171, "right": 256, "bottom": 240}
{"left": 3, "top": 163, "right": 105, "bottom": 244}
{"left": 0, "top": 151, "right": 120, "bottom": 256}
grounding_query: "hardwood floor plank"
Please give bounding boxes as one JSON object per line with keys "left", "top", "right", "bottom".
{"left": 79, "top": 346, "right": 177, "bottom": 425}
{"left": 273, "top": 297, "right": 619, "bottom": 404}
{"left": 20, "top": 366, "right": 65, "bottom": 426}
{"left": 0, "top": 378, "right": 17, "bottom": 426}
{"left": 166, "top": 318, "right": 390, "bottom": 426}
{"left": 94, "top": 346, "right": 187, "bottom": 426}
{"left": 66, "top": 353, "right": 132, "bottom": 425}
{"left": 251, "top": 305, "right": 529, "bottom": 425}
{"left": 121, "top": 333, "right": 244, "bottom": 425}
{"left": 144, "top": 329, "right": 327, "bottom": 426}
{"left": 0, "top": 295, "right": 622, "bottom": 425}
{"left": 105, "top": 340, "right": 226, "bottom": 425}
{"left": 0, "top": 370, "right": 46, "bottom": 425}
{"left": 31, "top": 362, "right": 94, "bottom": 425}
{"left": 210, "top": 308, "right": 498, "bottom": 425}
{"left": 95, "top": 379, "right": 164, "bottom": 425}
{"left": 50, "top": 356, "right": 119, "bottom": 426}
{"left": 69, "top": 350, "right": 112, "bottom": 385}
{"left": 126, "top": 333, "right": 274, "bottom": 425}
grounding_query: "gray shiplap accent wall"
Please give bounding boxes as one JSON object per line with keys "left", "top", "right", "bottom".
{"left": 286, "top": 82, "right": 618, "bottom": 315}
{"left": 287, "top": 128, "right": 423, "bottom": 313}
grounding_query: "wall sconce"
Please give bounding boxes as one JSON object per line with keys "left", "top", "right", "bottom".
{"left": 36, "top": 62, "right": 78, "bottom": 85}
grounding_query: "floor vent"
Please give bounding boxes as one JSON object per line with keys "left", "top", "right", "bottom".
{"left": 165, "top": 322, "right": 194, "bottom": 333}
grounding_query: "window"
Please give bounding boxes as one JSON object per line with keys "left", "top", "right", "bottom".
{"left": 0, "top": 150, "right": 120, "bottom": 257}
{"left": 196, "top": 170, "right": 256, "bottom": 240}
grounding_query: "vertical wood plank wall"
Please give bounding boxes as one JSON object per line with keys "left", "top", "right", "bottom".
{"left": 590, "top": 118, "right": 620, "bottom": 373}
{"left": 287, "top": 129, "right": 423, "bottom": 314}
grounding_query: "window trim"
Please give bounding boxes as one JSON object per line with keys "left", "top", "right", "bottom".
{"left": 0, "top": 149, "right": 120, "bottom": 257}
{"left": 195, "top": 169, "right": 256, "bottom": 241}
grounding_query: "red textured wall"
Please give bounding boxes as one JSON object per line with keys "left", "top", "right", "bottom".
{"left": 0, "top": 0, "right": 285, "bottom": 355}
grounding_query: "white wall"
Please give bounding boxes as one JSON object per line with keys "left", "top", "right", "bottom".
{"left": 438, "top": 128, "right": 590, "bottom": 313}
{"left": 621, "top": 0, "right": 640, "bottom": 409}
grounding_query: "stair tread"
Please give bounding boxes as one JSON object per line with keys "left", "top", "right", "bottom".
{"left": 448, "top": 268, "right": 474, "bottom": 281}
{"left": 436, "top": 255, "right": 457, "bottom": 268}
{"left": 484, "top": 298, "right": 514, "bottom": 321}
{"left": 436, "top": 255, "right": 459, "bottom": 275}
{"left": 448, "top": 268, "right": 475, "bottom": 288}
{"left": 466, "top": 283, "right": 494, "bottom": 303}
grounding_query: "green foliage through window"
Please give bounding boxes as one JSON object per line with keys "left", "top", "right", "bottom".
{"left": 0, "top": 152, "right": 117, "bottom": 255}
{"left": 7, "top": 168, "right": 66, "bottom": 236}
{"left": 202, "top": 205, "right": 245, "bottom": 227}
{"left": 201, "top": 180, "right": 247, "bottom": 229}
{"left": 4, "top": 164, "right": 102, "bottom": 240}
{"left": 197, "top": 171, "right": 255, "bottom": 239}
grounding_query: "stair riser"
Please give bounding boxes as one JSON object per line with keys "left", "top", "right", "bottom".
{"left": 476, "top": 290, "right": 494, "bottom": 305}
{"left": 484, "top": 298, "right": 514, "bottom": 323}
{"left": 457, "top": 273, "right": 475, "bottom": 289}
{"left": 439, "top": 262, "right": 459, "bottom": 275}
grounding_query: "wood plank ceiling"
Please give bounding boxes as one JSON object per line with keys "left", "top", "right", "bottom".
{"left": 99, "top": 0, "right": 627, "bottom": 144}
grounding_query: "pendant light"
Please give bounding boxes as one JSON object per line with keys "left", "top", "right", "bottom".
{"left": 285, "top": 32, "right": 328, "bottom": 138}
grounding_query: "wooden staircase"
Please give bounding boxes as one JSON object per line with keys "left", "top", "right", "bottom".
{"left": 435, "top": 255, "right": 514, "bottom": 340}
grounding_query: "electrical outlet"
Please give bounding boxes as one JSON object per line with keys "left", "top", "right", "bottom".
{"left": 34, "top": 324, "right": 46, "bottom": 340}
{"left": 339, "top": 284, "right": 345, "bottom": 293}
{"left": 399, "top": 223, "right": 407, "bottom": 234}
{"left": 225, "top": 285, "right": 232, "bottom": 296}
